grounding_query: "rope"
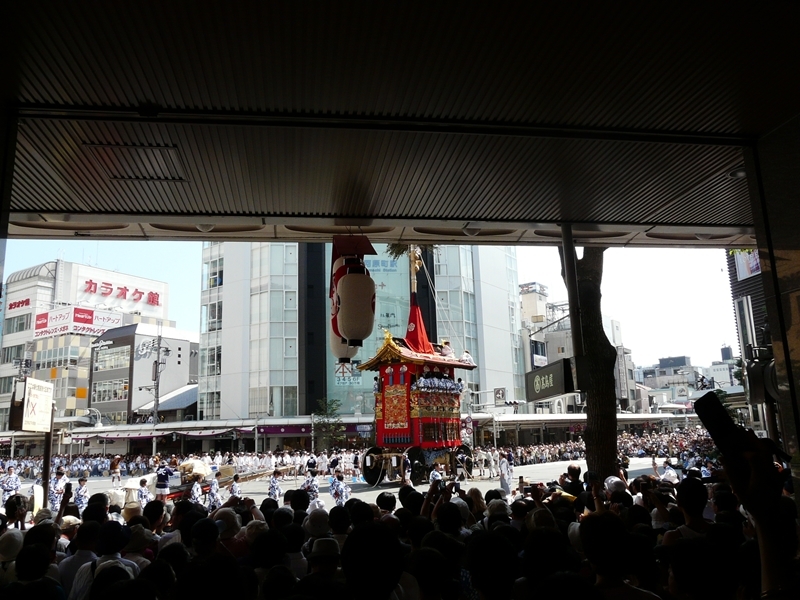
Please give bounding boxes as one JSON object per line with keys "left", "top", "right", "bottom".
{"left": 419, "top": 254, "right": 463, "bottom": 354}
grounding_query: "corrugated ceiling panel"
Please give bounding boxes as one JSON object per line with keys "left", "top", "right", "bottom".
{"left": 11, "top": 119, "right": 749, "bottom": 226}
{"left": 4, "top": 2, "right": 799, "bottom": 136}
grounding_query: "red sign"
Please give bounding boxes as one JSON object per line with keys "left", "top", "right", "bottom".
{"left": 35, "top": 314, "right": 48, "bottom": 330}
{"left": 8, "top": 298, "right": 31, "bottom": 310}
{"left": 73, "top": 308, "right": 94, "bottom": 324}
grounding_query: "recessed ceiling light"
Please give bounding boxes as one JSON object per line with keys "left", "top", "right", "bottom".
{"left": 728, "top": 168, "right": 747, "bottom": 179}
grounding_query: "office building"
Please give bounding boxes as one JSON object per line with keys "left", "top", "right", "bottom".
{"left": 519, "top": 284, "right": 636, "bottom": 413}
{"left": 0, "top": 260, "right": 169, "bottom": 434}
{"left": 198, "top": 242, "right": 526, "bottom": 449}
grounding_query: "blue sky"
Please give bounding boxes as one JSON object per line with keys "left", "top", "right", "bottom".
{"left": 3, "top": 240, "right": 738, "bottom": 369}
{"left": 516, "top": 246, "right": 738, "bottom": 368}
{"left": 4, "top": 240, "right": 203, "bottom": 332}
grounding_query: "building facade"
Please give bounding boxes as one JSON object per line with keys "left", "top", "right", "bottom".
{"left": 518, "top": 284, "right": 637, "bottom": 414}
{"left": 197, "top": 242, "right": 526, "bottom": 449}
{"left": 1, "top": 260, "right": 170, "bottom": 433}
{"left": 89, "top": 323, "right": 199, "bottom": 426}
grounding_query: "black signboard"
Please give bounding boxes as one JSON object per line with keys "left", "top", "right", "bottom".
{"left": 525, "top": 359, "right": 575, "bottom": 402}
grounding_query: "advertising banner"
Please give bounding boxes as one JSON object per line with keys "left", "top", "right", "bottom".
{"left": 734, "top": 250, "right": 761, "bottom": 281}
{"left": 22, "top": 378, "right": 54, "bottom": 433}
{"left": 34, "top": 307, "right": 124, "bottom": 339}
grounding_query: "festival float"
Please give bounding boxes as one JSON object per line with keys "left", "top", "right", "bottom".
{"left": 357, "top": 247, "right": 476, "bottom": 485}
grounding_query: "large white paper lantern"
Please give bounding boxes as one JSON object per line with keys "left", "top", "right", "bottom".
{"left": 336, "top": 271, "right": 376, "bottom": 346}
{"left": 330, "top": 321, "right": 359, "bottom": 362}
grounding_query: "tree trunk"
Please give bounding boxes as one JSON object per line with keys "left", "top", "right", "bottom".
{"left": 561, "top": 246, "right": 619, "bottom": 479}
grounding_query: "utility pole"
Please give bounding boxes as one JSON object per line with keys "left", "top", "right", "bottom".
{"left": 150, "top": 322, "right": 170, "bottom": 456}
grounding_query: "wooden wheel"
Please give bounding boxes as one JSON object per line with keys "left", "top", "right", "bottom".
{"left": 362, "top": 447, "right": 384, "bottom": 486}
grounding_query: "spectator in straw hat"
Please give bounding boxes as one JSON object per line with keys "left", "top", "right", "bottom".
{"left": 0, "top": 528, "right": 24, "bottom": 586}
{"left": 121, "top": 502, "right": 142, "bottom": 524}
{"left": 294, "top": 537, "right": 345, "bottom": 597}
{"left": 58, "top": 521, "right": 100, "bottom": 595}
{"left": 215, "top": 508, "right": 248, "bottom": 558}
{"left": 301, "top": 508, "right": 330, "bottom": 558}
{"left": 121, "top": 524, "right": 155, "bottom": 571}
{"left": 57, "top": 515, "right": 82, "bottom": 554}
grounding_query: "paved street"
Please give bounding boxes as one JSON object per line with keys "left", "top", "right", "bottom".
{"left": 68, "top": 456, "right": 657, "bottom": 509}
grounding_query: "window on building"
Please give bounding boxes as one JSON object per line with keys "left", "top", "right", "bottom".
{"left": 203, "top": 258, "right": 224, "bottom": 290}
{"left": 2, "top": 344, "right": 26, "bottom": 364}
{"left": 37, "top": 344, "right": 82, "bottom": 369}
{"left": 628, "top": 369, "right": 634, "bottom": 380}
{"left": 93, "top": 346, "right": 131, "bottom": 371}
{"left": 629, "top": 390, "right": 636, "bottom": 401}
{"left": 0, "top": 407, "right": 8, "bottom": 430}
{"left": 200, "top": 346, "right": 222, "bottom": 377}
{"left": 4, "top": 313, "right": 32, "bottom": 334}
{"left": 101, "top": 411, "right": 128, "bottom": 425}
{"left": 199, "top": 391, "right": 220, "bottom": 420}
{"left": 0, "top": 376, "right": 15, "bottom": 394}
{"left": 531, "top": 340, "right": 547, "bottom": 357}
{"left": 283, "top": 386, "right": 298, "bottom": 416}
{"left": 91, "top": 379, "right": 129, "bottom": 403}
{"left": 202, "top": 301, "right": 223, "bottom": 333}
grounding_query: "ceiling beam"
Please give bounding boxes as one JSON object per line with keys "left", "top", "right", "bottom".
{"left": 16, "top": 105, "right": 754, "bottom": 148}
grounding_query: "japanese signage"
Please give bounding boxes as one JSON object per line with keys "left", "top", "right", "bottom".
{"left": 82, "top": 279, "right": 161, "bottom": 305}
{"left": 525, "top": 359, "right": 574, "bottom": 402}
{"left": 34, "top": 307, "right": 124, "bottom": 339}
{"left": 363, "top": 258, "right": 399, "bottom": 273}
{"left": 8, "top": 298, "right": 31, "bottom": 310}
{"left": 22, "top": 378, "right": 54, "bottom": 433}
{"left": 73, "top": 265, "right": 168, "bottom": 319}
{"left": 334, "top": 362, "right": 363, "bottom": 386}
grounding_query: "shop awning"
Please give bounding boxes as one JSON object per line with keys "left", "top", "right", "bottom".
{"left": 136, "top": 385, "right": 198, "bottom": 413}
{"left": 182, "top": 429, "right": 232, "bottom": 437}
{"left": 256, "top": 423, "right": 368, "bottom": 435}
{"left": 99, "top": 430, "right": 160, "bottom": 440}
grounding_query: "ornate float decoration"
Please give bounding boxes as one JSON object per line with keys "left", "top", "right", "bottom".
{"left": 358, "top": 246, "right": 477, "bottom": 485}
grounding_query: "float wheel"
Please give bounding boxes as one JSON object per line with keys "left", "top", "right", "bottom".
{"left": 362, "top": 447, "right": 384, "bottom": 486}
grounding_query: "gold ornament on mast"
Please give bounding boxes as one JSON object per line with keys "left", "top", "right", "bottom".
{"left": 410, "top": 245, "right": 422, "bottom": 294}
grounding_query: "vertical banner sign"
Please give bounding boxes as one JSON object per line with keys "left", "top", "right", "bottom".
{"left": 22, "top": 378, "right": 54, "bottom": 433}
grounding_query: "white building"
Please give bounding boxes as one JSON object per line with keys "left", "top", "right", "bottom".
{"left": 0, "top": 260, "right": 170, "bottom": 434}
{"left": 518, "top": 288, "right": 636, "bottom": 413}
{"left": 197, "top": 242, "right": 527, "bottom": 450}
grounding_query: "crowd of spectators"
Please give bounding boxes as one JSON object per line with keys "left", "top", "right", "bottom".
{"left": 477, "top": 428, "right": 718, "bottom": 469}
{"left": 0, "top": 425, "right": 796, "bottom": 600}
